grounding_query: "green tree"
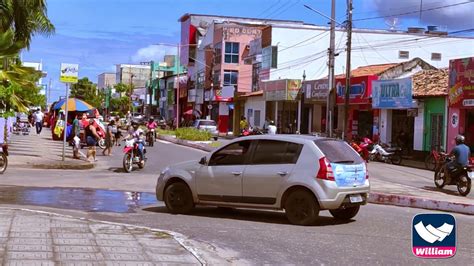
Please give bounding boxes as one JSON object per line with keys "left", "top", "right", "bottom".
{"left": 70, "top": 77, "right": 103, "bottom": 108}
{"left": 113, "top": 82, "right": 133, "bottom": 112}
{"left": 0, "top": 0, "right": 55, "bottom": 47}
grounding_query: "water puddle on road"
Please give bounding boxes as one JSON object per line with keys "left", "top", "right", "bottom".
{"left": 0, "top": 186, "right": 157, "bottom": 213}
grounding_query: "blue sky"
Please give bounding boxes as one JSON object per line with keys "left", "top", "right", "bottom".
{"left": 23, "top": 0, "right": 474, "bottom": 103}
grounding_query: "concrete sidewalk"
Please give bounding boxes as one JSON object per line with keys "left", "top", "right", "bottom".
{"left": 158, "top": 135, "right": 474, "bottom": 215}
{"left": 0, "top": 208, "right": 203, "bottom": 265}
{"left": 8, "top": 128, "right": 93, "bottom": 170}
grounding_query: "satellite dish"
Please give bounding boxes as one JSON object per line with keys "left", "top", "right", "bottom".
{"left": 385, "top": 18, "right": 400, "bottom": 31}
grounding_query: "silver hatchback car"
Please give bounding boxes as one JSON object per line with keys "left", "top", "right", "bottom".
{"left": 156, "top": 135, "right": 370, "bottom": 225}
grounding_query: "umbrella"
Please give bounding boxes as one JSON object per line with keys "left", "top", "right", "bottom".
{"left": 53, "top": 98, "right": 94, "bottom": 112}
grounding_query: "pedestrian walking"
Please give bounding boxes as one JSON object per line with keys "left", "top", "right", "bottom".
{"left": 267, "top": 120, "right": 277, "bottom": 135}
{"left": 33, "top": 108, "right": 44, "bottom": 135}
{"left": 114, "top": 116, "right": 122, "bottom": 146}
{"left": 72, "top": 114, "right": 81, "bottom": 159}
{"left": 102, "top": 120, "right": 115, "bottom": 156}
{"left": 85, "top": 119, "right": 100, "bottom": 162}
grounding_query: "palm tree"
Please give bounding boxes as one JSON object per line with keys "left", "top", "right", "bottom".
{"left": 0, "top": 0, "right": 55, "bottom": 48}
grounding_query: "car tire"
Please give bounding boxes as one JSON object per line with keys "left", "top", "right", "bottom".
{"left": 164, "top": 182, "right": 194, "bottom": 214}
{"left": 284, "top": 190, "right": 319, "bottom": 226}
{"left": 329, "top": 206, "right": 360, "bottom": 220}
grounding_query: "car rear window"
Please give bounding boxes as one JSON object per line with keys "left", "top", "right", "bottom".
{"left": 199, "top": 121, "right": 216, "bottom": 126}
{"left": 314, "top": 139, "right": 363, "bottom": 164}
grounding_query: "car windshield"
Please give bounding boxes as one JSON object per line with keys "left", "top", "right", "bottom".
{"left": 314, "top": 139, "right": 363, "bottom": 164}
{"left": 199, "top": 121, "right": 216, "bottom": 126}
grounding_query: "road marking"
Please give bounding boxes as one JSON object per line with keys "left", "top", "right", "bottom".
{"left": 157, "top": 140, "right": 172, "bottom": 144}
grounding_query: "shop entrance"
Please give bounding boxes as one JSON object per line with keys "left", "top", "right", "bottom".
{"left": 391, "top": 109, "right": 414, "bottom": 151}
{"left": 356, "top": 110, "right": 373, "bottom": 138}
{"left": 465, "top": 109, "right": 474, "bottom": 152}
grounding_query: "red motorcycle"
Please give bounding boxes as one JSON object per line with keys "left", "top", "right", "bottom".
{"left": 122, "top": 138, "right": 146, "bottom": 173}
{"left": 350, "top": 137, "right": 373, "bottom": 162}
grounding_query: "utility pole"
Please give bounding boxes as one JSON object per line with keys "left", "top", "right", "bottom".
{"left": 176, "top": 43, "right": 181, "bottom": 129}
{"left": 342, "top": 0, "right": 353, "bottom": 141}
{"left": 326, "top": 0, "right": 336, "bottom": 138}
{"left": 47, "top": 78, "right": 52, "bottom": 109}
{"left": 148, "top": 61, "right": 154, "bottom": 118}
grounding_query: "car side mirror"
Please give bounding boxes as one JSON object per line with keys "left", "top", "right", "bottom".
{"left": 199, "top": 156, "right": 207, "bottom": 165}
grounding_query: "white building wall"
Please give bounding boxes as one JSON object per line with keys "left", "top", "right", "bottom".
{"left": 244, "top": 96, "right": 266, "bottom": 128}
{"left": 414, "top": 102, "right": 425, "bottom": 151}
{"left": 270, "top": 26, "right": 474, "bottom": 81}
{"left": 380, "top": 109, "right": 392, "bottom": 144}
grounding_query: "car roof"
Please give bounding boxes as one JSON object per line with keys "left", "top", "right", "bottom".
{"left": 234, "top": 134, "right": 333, "bottom": 144}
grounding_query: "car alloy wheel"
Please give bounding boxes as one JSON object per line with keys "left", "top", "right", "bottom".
{"left": 164, "top": 182, "right": 194, "bottom": 214}
{"left": 329, "top": 205, "right": 360, "bottom": 220}
{"left": 284, "top": 190, "right": 319, "bottom": 226}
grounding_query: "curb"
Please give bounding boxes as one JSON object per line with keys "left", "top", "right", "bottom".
{"left": 369, "top": 192, "right": 474, "bottom": 215}
{"left": 158, "top": 135, "right": 213, "bottom": 152}
{"left": 10, "top": 162, "right": 95, "bottom": 170}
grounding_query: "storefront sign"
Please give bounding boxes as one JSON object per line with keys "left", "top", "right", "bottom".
{"left": 448, "top": 57, "right": 474, "bottom": 108}
{"left": 223, "top": 26, "right": 262, "bottom": 38}
{"left": 263, "top": 79, "right": 301, "bottom": 101}
{"left": 214, "top": 89, "right": 232, "bottom": 102}
{"left": 451, "top": 112, "right": 459, "bottom": 128}
{"left": 372, "top": 78, "right": 413, "bottom": 109}
{"left": 304, "top": 79, "right": 329, "bottom": 102}
{"left": 336, "top": 76, "right": 377, "bottom": 105}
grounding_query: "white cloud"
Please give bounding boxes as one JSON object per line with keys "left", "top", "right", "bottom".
{"left": 369, "top": 0, "right": 474, "bottom": 30}
{"left": 132, "top": 45, "right": 177, "bottom": 63}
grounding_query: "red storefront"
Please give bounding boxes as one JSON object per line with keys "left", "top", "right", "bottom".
{"left": 336, "top": 75, "right": 380, "bottom": 140}
{"left": 447, "top": 57, "right": 474, "bottom": 153}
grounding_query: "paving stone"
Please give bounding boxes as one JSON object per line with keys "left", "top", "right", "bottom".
{"left": 7, "top": 244, "right": 54, "bottom": 252}
{"left": 6, "top": 251, "right": 54, "bottom": 260}
{"left": 104, "top": 262, "right": 155, "bottom": 266}
{"left": 57, "top": 253, "right": 105, "bottom": 261}
{"left": 145, "top": 253, "right": 199, "bottom": 264}
{"left": 8, "top": 238, "right": 52, "bottom": 245}
{"left": 9, "top": 232, "right": 50, "bottom": 238}
{"left": 100, "top": 246, "right": 143, "bottom": 254}
{"left": 54, "top": 245, "right": 100, "bottom": 253}
{"left": 51, "top": 228, "right": 91, "bottom": 233}
{"left": 95, "top": 239, "right": 138, "bottom": 247}
{"left": 51, "top": 233, "right": 94, "bottom": 239}
{"left": 53, "top": 238, "right": 95, "bottom": 245}
{"left": 102, "top": 253, "right": 148, "bottom": 261}
{"left": 59, "top": 262, "right": 104, "bottom": 266}
{"left": 137, "top": 238, "right": 182, "bottom": 249}
{"left": 5, "top": 260, "right": 55, "bottom": 266}
{"left": 95, "top": 234, "right": 135, "bottom": 241}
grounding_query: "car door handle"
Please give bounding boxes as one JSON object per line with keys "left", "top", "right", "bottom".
{"left": 277, "top": 171, "right": 288, "bottom": 176}
{"left": 231, "top": 171, "right": 242, "bottom": 176}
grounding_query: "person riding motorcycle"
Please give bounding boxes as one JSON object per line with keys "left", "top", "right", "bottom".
{"left": 445, "top": 134, "right": 471, "bottom": 180}
{"left": 126, "top": 122, "right": 145, "bottom": 164}
{"left": 146, "top": 117, "right": 158, "bottom": 130}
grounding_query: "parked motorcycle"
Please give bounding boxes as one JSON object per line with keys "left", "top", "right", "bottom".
{"left": 350, "top": 137, "right": 373, "bottom": 162}
{"left": 434, "top": 156, "right": 472, "bottom": 196}
{"left": 369, "top": 142, "right": 402, "bottom": 165}
{"left": 122, "top": 139, "right": 146, "bottom": 173}
{"left": 0, "top": 144, "right": 8, "bottom": 174}
{"left": 239, "top": 127, "right": 264, "bottom": 137}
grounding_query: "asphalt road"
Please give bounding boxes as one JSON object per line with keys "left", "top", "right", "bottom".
{"left": 1, "top": 140, "right": 473, "bottom": 264}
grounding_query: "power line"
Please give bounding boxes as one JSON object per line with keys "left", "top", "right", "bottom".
{"left": 353, "top": 1, "right": 473, "bottom": 21}
{"left": 270, "top": 0, "right": 301, "bottom": 19}
{"left": 257, "top": 0, "right": 282, "bottom": 18}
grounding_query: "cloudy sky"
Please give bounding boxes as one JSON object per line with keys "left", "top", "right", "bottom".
{"left": 23, "top": 0, "right": 474, "bottom": 103}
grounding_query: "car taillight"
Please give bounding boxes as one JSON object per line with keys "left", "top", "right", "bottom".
{"left": 317, "top": 157, "right": 335, "bottom": 181}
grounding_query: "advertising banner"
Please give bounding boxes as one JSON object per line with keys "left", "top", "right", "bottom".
{"left": 60, "top": 63, "right": 79, "bottom": 83}
{"left": 336, "top": 75, "right": 377, "bottom": 104}
{"left": 304, "top": 79, "right": 329, "bottom": 102}
{"left": 372, "top": 77, "right": 413, "bottom": 109}
{"left": 448, "top": 57, "right": 474, "bottom": 108}
{"left": 263, "top": 79, "right": 301, "bottom": 101}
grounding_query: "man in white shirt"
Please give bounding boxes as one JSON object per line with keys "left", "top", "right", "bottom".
{"left": 267, "top": 120, "right": 277, "bottom": 135}
{"left": 33, "top": 108, "right": 44, "bottom": 135}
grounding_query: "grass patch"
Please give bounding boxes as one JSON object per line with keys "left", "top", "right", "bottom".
{"left": 176, "top": 127, "right": 211, "bottom": 141}
{"left": 157, "top": 129, "right": 176, "bottom": 136}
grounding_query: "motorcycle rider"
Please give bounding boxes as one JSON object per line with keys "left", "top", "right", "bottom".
{"left": 126, "top": 121, "right": 145, "bottom": 164}
{"left": 445, "top": 135, "right": 471, "bottom": 181}
{"left": 146, "top": 117, "right": 157, "bottom": 135}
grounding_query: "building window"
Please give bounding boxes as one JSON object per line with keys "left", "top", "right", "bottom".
{"left": 225, "top": 42, "right": 239, "bottom": 64}
{"left": 431, "top": 53, "right": 441, "bottom": 61}
{"left": 399, "top": 51, "right": 409, "bottom": 59}
{"left": 224, "top": 70, "right": 238, "bottom": 85}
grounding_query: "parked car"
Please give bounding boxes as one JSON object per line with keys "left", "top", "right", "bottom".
{"left": 132, "top": 113, "right": 145, "bottom": 124}
{"left": 193, "top": 119, "right": 218, "bottom": 140}
{"left": 156, "top": 135, "right": 370, "bottom": 225}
